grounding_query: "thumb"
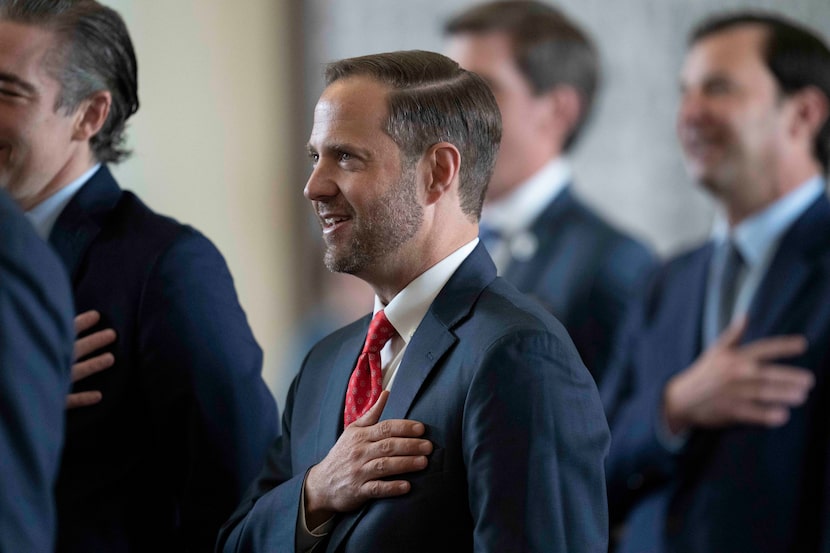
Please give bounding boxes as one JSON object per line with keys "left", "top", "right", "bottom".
{"left": 717, "top": 314, "right": 748, "bottom": 348}
{"left": 353, "top": 390, "right": 390, "bottom": 427}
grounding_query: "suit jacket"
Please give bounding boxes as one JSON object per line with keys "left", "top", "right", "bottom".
{"left": 601, "top": 195, "right": 830, "bottom": 553}
{"left": 216, "top": 244, "right": 610, "bottom": 553}
{"left": 50, "top": 166, "right": 279, "bottom": 553}
{"left": 0, "top": 190, "right": 74, "bottom": 553}
{"left": 500, "top": 187, "right": 656, "bottom": 384}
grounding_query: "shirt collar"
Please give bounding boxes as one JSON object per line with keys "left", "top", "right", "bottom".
{"left": 710, "top": 174, "right": 825, "bottom": 267}
{"left": 480, "top": 157, "right": 571, "bottom": 235}
{"left": 373, "top": 238, "right": 479, "bottom": 344}
{"left": 25, "top": 163, "right": 101, "bottom": 240}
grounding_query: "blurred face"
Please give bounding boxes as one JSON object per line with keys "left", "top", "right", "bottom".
{"left": 447, "top": 31, "right": 554, "bottom": 201}
{"left": 0, "top": 20, "right": 85, "bottom": 210}
{"left": 677, "top": 25, "right": 790, "bottom": 208}
{"left": 304, "top": 76, "right": 423, "bottom": 279}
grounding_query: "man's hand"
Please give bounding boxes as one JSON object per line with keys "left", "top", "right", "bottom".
{"left": 304, "top": 391, "right": 433, "bottom": 528}
{"left": 664, "top": 316, "right": 813, "bottom": 434}
{"left": 68, "top": 310, "right": 116, "bottom": 409}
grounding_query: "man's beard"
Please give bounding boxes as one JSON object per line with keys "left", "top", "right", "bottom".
{"left": 324, "top": 164, "right": 423, "bottom": 275}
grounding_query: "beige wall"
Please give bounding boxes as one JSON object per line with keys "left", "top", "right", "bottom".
{"left": 103, "top": 0, "right": 296, "bottom": 401}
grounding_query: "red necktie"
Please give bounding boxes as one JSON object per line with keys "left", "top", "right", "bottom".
{"left": 344, "top": 310, "right": 396, "bottom": 428}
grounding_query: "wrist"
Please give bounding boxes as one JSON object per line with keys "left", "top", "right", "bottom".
{"left": 304, "top": 466, "right": 333, "bottom": 529}
{"left": 663, "top": 376, "right": 690, "bottom": 435}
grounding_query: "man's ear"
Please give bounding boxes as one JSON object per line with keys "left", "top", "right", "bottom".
{"left": 546, "top": 85, "right": 583, "bottom": 141}
{"left": 422, "top": 142, "right": 461, "bottom": 205}
{"left": 788, "top": 86, "right": 829, "bottom": 143}
{"left": 72, "top": 90, "right": 112, "bottom": 141}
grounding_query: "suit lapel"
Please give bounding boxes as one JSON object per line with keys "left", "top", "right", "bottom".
{"left": 674, "top": 246, "right": 711, "bottom": 365}
{"left": 746, "top": 196, "right": 830, "bottom": 340}
{"left": 326, "top": 244, "right": 497, "bottom": 552}
{"left": 49, "top": 166, "right": 122, "bottom": 283}
{"left": 503, "top": 185, "right": 575, "bottom": 288}
{"left": 382, "top": 243, "right": 496, "bottom": 421}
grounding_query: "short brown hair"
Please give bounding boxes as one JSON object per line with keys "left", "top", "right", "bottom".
{"left": 445, "top": 0, "right": 598, "bottom": 151}
{"left": 326, "top": 50, "right": 502, "bottom": 220}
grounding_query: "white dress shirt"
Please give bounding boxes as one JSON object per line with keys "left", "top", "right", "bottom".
{"left": 298, "top": 238, "right": 479, "bottom": 552}
{"left": 24, "top": 164, "right": 101, "bottom": 240}
{"left": 479, "top": 157, "right": 571, "bottom": 274}
{"left": 702, "top": 175, "right": 825, "bottom": 347}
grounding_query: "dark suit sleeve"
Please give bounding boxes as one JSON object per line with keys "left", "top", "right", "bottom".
{"left": 135, "top": 230, "right": 279, "bottom": 551}
{"left": 581, "top": 237, "right": 657, "bottom": 382}
{"left": 0, "top": 236, "right": 74, "bottom": 553}
{"left": 216, "top": 366, "right": 307, "bottom": 553}
{"left": 464, "top": 330, "right": 610, "bottom": 552}
{"left": 600, "top": 281, "right": 680, "bottom": 522}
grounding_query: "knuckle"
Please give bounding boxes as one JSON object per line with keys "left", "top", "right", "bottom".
{"left": 368, "top": 480, "right": 383, "bottom": 498}
{"left": 378, "top": 420, "right": 392, "bottom": 436}
{"left": 377, "top": 439, "right": 393, "bottom": 455}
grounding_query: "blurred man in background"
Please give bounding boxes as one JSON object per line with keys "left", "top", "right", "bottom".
{"left": 602, "top": 11, "right": 830, "bottom": 552}
{"left": 445, "top": 0, "right": 656, "bottom": 382}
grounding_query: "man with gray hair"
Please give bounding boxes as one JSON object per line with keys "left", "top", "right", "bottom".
{"left": 0, "top": 1, "right": 278, "bottom": 550}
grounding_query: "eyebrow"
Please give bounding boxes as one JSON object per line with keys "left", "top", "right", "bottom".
{"left": 0, "top": 71, "right": 36, "bottom": 95}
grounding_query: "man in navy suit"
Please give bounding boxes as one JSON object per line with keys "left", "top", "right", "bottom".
{"left": 216, "top": 50, "right": 610, "bottom": 553}
{"left": 0, "top": 1, "right": 279, "bottom": 551}
{"left": 0, "top": 190, "right": 74, "bottom": 553}
{"left": 444, "top": 1, "right": 656, "bottom": 381}
{"left": 601, "top": 12, "right": 830, "bottom": 552}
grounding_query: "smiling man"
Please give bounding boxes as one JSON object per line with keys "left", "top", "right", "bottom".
{"left": 601, "top": 11, "right": 830, "bottom": 553}
{"left": 216, "top": 50, "right": 609, "bottom": 553}
{"left": 0, "top": 1, "right": 278, "bottom": 551}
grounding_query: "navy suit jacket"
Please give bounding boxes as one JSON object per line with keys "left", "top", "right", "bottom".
{"left": 499, "top": 187, "right": 656, "bottom": 383}
{"left": 0, "top": 190, "right": 74, "bottom": 553}
{"left": 216, "top": 244, "right": 610, "bottom": 553}
{"left": 50, "top": 166, "right": 279, "bottom": 552}
{"left": 601, "top": 195, "right": 830, "bottom": 553}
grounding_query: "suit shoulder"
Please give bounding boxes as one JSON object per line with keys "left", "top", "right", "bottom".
{"left": 108, "top": 191, "right": 222, "bottom": 261}
{"left": 471, "top": 278, "right": 574, "bottom": 344}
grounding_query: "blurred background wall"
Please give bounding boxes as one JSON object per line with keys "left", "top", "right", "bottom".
{"left": 101, "top": 0, "right": 300, "bottom": 406}
{"left": 100, "top": 0, "right": 829, "bottom": 409}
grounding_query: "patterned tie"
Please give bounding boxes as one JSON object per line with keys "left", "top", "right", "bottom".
{"left": 718, "top": 240, "right": 745, "bottom": 332}
{"left": 343, "top": 310, "right": 397, "bottom": 428}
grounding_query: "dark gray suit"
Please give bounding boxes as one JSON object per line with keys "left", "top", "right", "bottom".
{"left": 217, "top": 244, "right": 610, "bottom": 553}
{"left": 495, "top": 186, "right": 656, "bottom": 383}
{"left": 602, "top": 194, "right": 830, "bottom": 552}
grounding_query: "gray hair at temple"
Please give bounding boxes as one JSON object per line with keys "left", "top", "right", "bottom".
{"left": 0, "top": 0, "right": 139, "bottom": 164}
{"left": 325, "top": 50, "right": 502, "bottom": 221}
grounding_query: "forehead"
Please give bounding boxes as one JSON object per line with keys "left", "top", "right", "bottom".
{"left": 446, "top": 31, "right": 516, "bottom": 75}
{"left": 682, "top": 24, "right": 771, "bottom": 83}
{"left": 309, "top": 76, "right": 393, "bottom": 146}
{"left": 0, "top": 19, "right": 58, "bottom": 82}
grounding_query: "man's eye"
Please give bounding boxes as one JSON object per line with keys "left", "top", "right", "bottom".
{"left": 309, "top": 153, "right": 319, "bottom": 165}
{"left": 705, "top": 80, "right": 733, "bottom": 95}
{"left": 338, "top": 152, "right": 352, "bottom": 162}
